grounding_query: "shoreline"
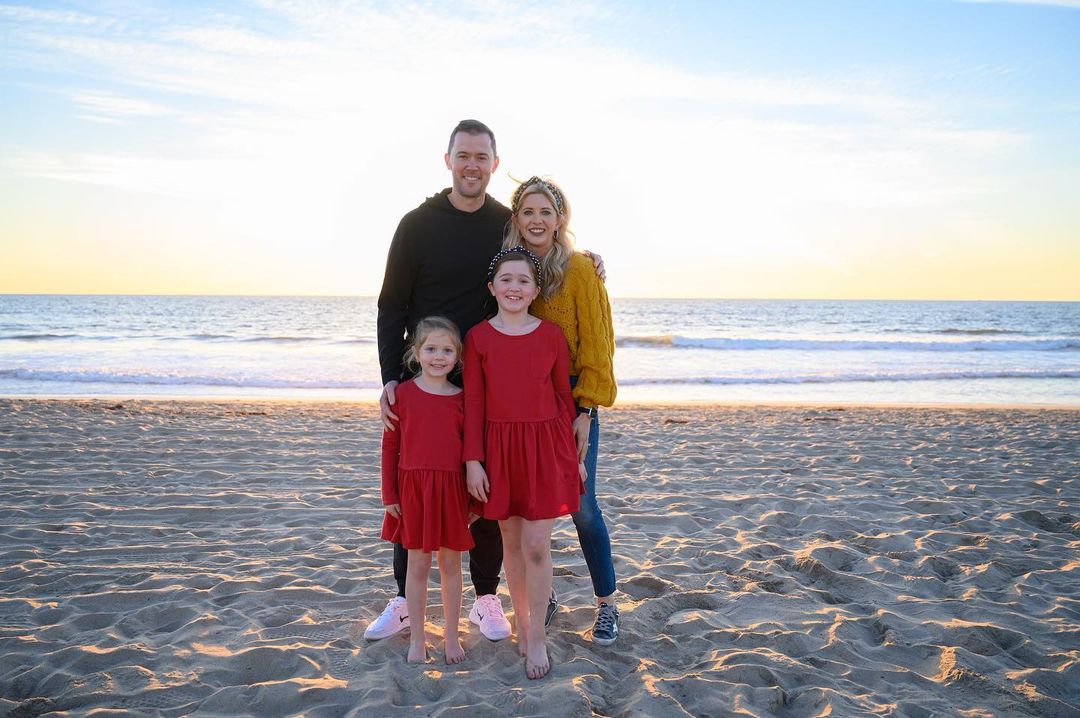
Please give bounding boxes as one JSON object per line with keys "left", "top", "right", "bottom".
{"left": 4, "top": 394, "right": 1079, "bottom": 411}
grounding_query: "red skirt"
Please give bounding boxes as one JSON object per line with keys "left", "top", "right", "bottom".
{"left": 381, "top": 469, "right": 474, "bottom": 552}
{"left": 482, "top": 416, "right": 582, "bottom": 521}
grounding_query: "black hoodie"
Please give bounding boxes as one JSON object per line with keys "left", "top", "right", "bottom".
{"left": 377, "top": 189, "right": 512, "bottom": 385}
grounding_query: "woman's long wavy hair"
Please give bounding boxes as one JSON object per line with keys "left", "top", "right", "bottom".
{"left": 502, "top": 177, "right": 574, "bottom": 301}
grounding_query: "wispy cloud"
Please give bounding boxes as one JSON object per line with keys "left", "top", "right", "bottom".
{"left": 2, "top": 1, "right": 926, "bottom": 116}
{"left": 4, "top": 150, "right": 242, "bottom": 197}
{"left": 0, "top": 0, "right": 1031, "bottom": 215}
{"left": 0, "top": 5, "right": 103, "bottom": 26}
{"left": 72, "top": 91, "right": 176, "bottom": 120}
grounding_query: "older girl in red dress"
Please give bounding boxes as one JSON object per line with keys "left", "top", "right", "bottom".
{"left": 463, "top": 247, "right": 584, "bottom": 679}
{"left": 381, "top": 316, "right": 475, "bottom": 665}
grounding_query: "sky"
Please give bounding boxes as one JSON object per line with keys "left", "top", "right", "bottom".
{"left": 1, "top": 0, "right": 1078, "bottom": 300}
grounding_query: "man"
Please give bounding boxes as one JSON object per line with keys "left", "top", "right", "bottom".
{"left": 368, "top": 119, "right": 512, "bottom": 642}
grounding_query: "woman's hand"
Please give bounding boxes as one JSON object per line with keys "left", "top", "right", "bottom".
{"left": 466, "top": 461, "right": 490, "bottom": 503}
{"left": 573, "top": 413, "right": 591, "bottom": 461}
{"left": 385, "top": 503, "right": 401, "bottom": 519}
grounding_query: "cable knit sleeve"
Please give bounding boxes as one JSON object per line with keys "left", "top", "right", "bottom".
{"left": 550, "top": 324, "right": 577, "bottom": 423}
{"left": 570, "top": 256, "right": 617, "bottom": 408}
{"left": 462, "top": 328, "right": 486, "bottom": 462}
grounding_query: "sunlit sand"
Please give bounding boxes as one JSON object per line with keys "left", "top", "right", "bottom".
{"left": 1, "top": 399, "right": 1077, "bottom": 715}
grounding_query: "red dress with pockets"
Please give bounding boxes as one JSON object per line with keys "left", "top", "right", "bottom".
{"left": 380, "top": 379, "right": 474, "bottom": 552}
{"left": 463, "top": 320, "right": 582, "bottom": 521}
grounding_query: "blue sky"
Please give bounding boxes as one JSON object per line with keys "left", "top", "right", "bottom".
{"left": 1, "top": 0, "right": 1078, "bottom": 298}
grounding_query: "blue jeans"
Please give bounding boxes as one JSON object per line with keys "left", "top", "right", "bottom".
{"left": 570, "top": 380, "right": 617, "bottom": 598}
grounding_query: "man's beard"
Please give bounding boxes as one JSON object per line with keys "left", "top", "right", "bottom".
{"left": 455, "top": 176, "right": 485, "bottom": 198}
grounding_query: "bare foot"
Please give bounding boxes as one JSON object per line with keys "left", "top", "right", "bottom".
{"left": 407, "top": 643, "right": 429, "bottom": 663}
{"left": 444, "top": 638, "right": 465, "bottom": 665}
{"left": 525, "top": 642, "right": 550, "bottom": 680}
{"left": 516, "top": 632, "right": 528, "bottom": 657}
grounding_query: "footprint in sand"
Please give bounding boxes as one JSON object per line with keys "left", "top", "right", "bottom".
{"left": 938, "top": 622, "right": 1026, "bottom": 657}
{"left": 633, "top": 588, "right": 725, "bottom": 639}
{"left": 5, "top": 697, "right": 58, "bottom": 718}
{"left": 325, "top": 647, "right": 368, "bottom": 680}
{"left": 919, "top": 555, "right": 962, "bottom": 581}
{"left": 622, "top": 574, "right": 673, "bottom": 599}
{"left": 1015, "top": 509, "right": 1078, "bottom": 535}
{"left": 262, "top": 622, "right": 343, "bottom": 642}
{"left": 391, "top": 661, "right": 447, "bottom": 702}
{"left": 117, "top": 685, "right": 213, "bottom": 712}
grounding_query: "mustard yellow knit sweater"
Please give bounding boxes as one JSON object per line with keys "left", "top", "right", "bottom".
{"left": 530, "top": 252, "right": 616, "bottom": 409}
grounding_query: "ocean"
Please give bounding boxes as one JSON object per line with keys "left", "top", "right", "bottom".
{"left": 1, "top": 295, "right": 1077, "bottom": 406}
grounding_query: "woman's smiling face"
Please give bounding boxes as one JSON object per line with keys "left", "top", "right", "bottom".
{"left": 515, "top": 193, "right": 560, "bottom": 257}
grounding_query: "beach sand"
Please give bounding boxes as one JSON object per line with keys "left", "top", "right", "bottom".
{"left": 1, "top": 399, "right": 1077, "bottom": 717}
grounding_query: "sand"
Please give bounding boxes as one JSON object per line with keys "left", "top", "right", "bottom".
{"left": 1, "top": 398, "right": 1078, "bottom": 717}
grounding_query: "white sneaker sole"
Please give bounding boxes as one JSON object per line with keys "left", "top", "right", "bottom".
{"left": 363, "top": 617, "right": 410, "bottom": 641}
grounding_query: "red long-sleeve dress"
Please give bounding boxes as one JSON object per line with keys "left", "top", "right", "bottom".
{"left": 463, "top": 320, "right": 582, "bottom": 521}
{"left": 380, "top": 380, "right": 474, "bottom": 552}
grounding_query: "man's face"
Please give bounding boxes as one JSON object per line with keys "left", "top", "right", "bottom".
{"left": 444, "top": 132, "right": 499, "bottom": 200}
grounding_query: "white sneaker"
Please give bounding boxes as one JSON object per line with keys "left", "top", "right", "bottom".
{"left": 468, "top": 594, "right": 511, "bottom": 640}
{"left": 363, "top": 596, "right": 409, "bottom": 640}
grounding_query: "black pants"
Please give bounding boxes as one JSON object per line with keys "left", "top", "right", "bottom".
{"left": 393, "top": 516, "right": 503, "bottom": 597}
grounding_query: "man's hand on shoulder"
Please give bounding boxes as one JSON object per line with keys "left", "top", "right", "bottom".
{"left": 380, "top": 380, "right": 400, "bottom": 431}
{"left": 581, "top": 250, "right": 606, "bottom": 282}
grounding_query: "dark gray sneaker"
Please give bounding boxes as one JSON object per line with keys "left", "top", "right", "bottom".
{"left": 544, "top": 588, "right": 558, "bottom": 628}
{"left": 592, "top": 603, "right": 619, "bottom": 645}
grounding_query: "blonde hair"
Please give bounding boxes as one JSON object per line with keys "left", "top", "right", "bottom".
{"left": 502, "top": 177, "right": 574, "bottom": 300}
{"left": 403, "top": 316, "right": 463, "bottom": 375}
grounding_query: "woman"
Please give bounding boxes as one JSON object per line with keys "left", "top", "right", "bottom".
{"left": 502, "top": 176, "right": 619, "bottom": 645}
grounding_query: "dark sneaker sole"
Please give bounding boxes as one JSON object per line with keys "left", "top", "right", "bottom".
{"left": 544, "top": 590, "right": 558, "bottom": 628}
{"left": 544, "top": 601, "right": 558, "bottom": 628}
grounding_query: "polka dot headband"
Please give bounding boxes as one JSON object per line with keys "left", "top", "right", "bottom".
{"left": 510, "top": 176, "right": 565, "bottom": 214}
{"left": 486, "top": 246, "right": 544, "bottom": 289}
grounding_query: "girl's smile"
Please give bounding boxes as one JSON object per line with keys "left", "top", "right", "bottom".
{"left": 489, "top": 259, "right": 540, "bottom": 315}
{"left": 417, "top": 330, "right": 459, "bottom": 379}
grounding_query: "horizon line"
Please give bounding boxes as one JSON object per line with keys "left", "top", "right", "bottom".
{"left": 2, "top": 292, "right": 1078, "bottom": 303}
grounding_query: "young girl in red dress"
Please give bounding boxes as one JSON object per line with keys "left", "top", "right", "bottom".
{"left": 463, "top": 247, "right": 584, "bottom": 679}
{"left": 381, "top": 316, "right": 475, "bottom": 665}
